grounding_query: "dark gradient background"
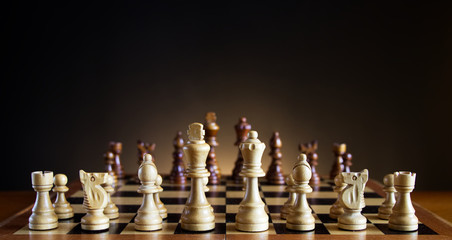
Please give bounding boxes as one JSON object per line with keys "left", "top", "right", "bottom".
{"left": 2, "top": 2, "right": 451, "bottom": 190}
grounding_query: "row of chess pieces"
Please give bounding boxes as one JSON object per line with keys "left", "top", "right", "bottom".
{"left": 104, "top": 113, "right": 355, "bottom": 188}
{"left": 27, "top": 122, "right": 419, "bottom": 233}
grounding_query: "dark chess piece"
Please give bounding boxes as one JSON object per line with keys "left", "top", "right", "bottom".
{"left": 329, "top": 143, "right": 347, "bottom": 179}
{"left": 343, "top": 152, "right": 352, "bottom": 173}
{"left": 137, "top": 140, "right": 157, "bottom": 165}
{"left": 266, "top": 132, "right": 285, "bottom": 185}
{"left": 104, "top": 151, "right": 117, "bottom": 183}
{"left": 299, "top": 140, "right": 320, "bottom": 185}
{"left": 232, "top": 117, "right": 251, "bottom": 183}
{"left": 109, "top": 141, "right": 124, "bottom": 179}
{"left": 169, "top": 131, "right": 186, "bottom": 184}
{"left": 204, "top": 112, "right": 221, "bottom": 185}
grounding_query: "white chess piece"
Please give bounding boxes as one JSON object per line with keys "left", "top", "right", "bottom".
{"left": 79, "top": 170, "right": 110, "bottom": 231}
{"left": 286, "top": 154, "right": 315, "bottom": 231}
{"left": 235, "top": 131, "right": 269, "bottom": 232}
{"left": 103, "top": 175, "right": 119, "bottom": 219}
{"left": 329, "top": 174, "right": 347, "bottom": 219}
{"left": 154, "top": 174, "right": 167, "bottom": 219}
{"left": 29, "top": 171, "right": 58, "bottom": 230}
{"left": 337, "top": 169, "right": 368, "bottom": 231}
{"left": 388, "top": 171, "right": 418, "bottom": 231}
{"left": 180, "top": 123, "right": 215, "bottom": 231}
{"left": 134, "top": 154, "right": 163, "bottom": 231}
{"left": 378, "top": 173, "right": 396, "bottom": 220}
{"left": 280, "top": 174, "right": 297, "bottom": 220}
{"left": 53, "top": 173, "right": 74, "bottom": 219}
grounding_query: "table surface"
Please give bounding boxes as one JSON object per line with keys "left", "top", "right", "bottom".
{"left": 1, "top": 179, "right": 451, "bottom": 240}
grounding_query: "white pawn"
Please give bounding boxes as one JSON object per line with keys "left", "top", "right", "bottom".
{"left": 329, "top": 174, "right": 347, "bottom": 219}
{"left": 135, "top": 154, "right": 162, "bottom": 231}
{"left": 103, "top": 175, "right": 119, "bottom": 219}
{"left": 389, "top": 171, "right": 418, "bottom": 231}
{"left": 53, "top": 174, "right": 74, "bottom": 219}
{"left": 154, "top": 174, "right": 167, "bottom": 219}
{"left": 378, "top": 174, "right": 396, "bottom": 220}
{"left": 235, "top": 131, "right": 268, "bottom": 232}
{"left": 79, "top": 170, "right": 110, "bottom": 231}
{"left": 286, "top": 154, "right": 315, "bottom": 231}
{"left": 29, "top": 171, "right": 58, "bottom": 230}
{"left": 280, "top": 174, "right": 296, "bottom": 220}
{"left": 337, "top": 169, "right": 368, "bottom": 231}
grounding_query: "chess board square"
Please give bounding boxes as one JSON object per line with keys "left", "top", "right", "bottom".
{"left": 308, "top": 191, "right": 338, "bottom": 198}
{"left": 112, "top": 191, "right": 140, "bottom": 197}
{"left": 207, "top": 197, "right": 226, "bottom": 205}
{"left": 225, "top": 223, "right": 276, "bottom": 234}
{"left": 212, "top": 205, "right": 226, "bottom": 213}
{"left": 163, "top": 186, "right": 191, "bottom": 191}
{"left": 69, "top": 190, "right": 84, "bottom": 197}
{"left": 160, "top": 191, "right": 190, "bottom": 198}
{"left": 265, "top": 197, "right": 287, "bottom": 205}
{"left": 58, "top": 213, "right": 85, "bottom": 223}
{"left": 263, "top": 192, "right": 288, "bottom": 198}
{"left": 226, "top": 191, "right": 245, "bottom": 198}
{"left": 166, "top": 205, "right": 185, "bottom": 213}
{"left": 120, "top": 222, "right": 178, "bottom": 234}
{"left": 307, "top": 198, "right": 336, "bottom": 205}
{"left": 362, "top": 206, "right": 380, "bottom": 214}
{"left": 270, "top": 213, "right": 317, "bottom": 224}
{"left": 174, "top": 223, "right": 226, "bottom": 234}
{"left": 215, "top": 213, "right": 226, "bottom": 223}
{"left": 364, "top": 213, "right": 389, "bottom": 224}
{"left": 260, "top": 185, "right": 286, "bottom": 192}
{"left": 316, "top": 214, "right": 338, "bottom": 223}
{"left": 226, "top": 198, "right": 242, "bottom": 204}
{"left": 316, "top": 186, "right": 334, "bottom": 192}
{"left": 365, "top": 198, "right": 385, "bottom": 206}
{"left": 14, "top": 223, "right": 78, "bottom": 235}
{"left": 117, "top": 205, "right": 140, "bottom": 213}
{"left": 110, "top": 213, "right": 136, "bottom": 223}
{"left": 311, "top": 205, "right": 331, "bottom": 214}
{"left": 160, "top": 198, "right": 187, "bottom": 204}
{"left": 117, "top": 185, "right": 139, "bottom": 191}
{"left": 111, "top": 197, "right": 141, "bottom": 205}
{"left": 67, "top": 197, "right": 83, "bottom": 204}
{"left": 205, "top": 191, "right": 226, "bottom": 197}
{"left": 67, "top": 223, "right": 128, "bottom": 234}
{"left": 164, "top": 213, "right": 182, "bottom": 223}
{"left": 324, "top": 223, "right": 384, "bottom": 235}
{"left": 226, "top": 213, "right": 235, "bottom": 223}
{"left": 267, "top": 205, "right": 282, "bottom": 213}
{"left": 206, "top": 185, "right": 226, "bottom": 192}
{"left": 374, "top": 224, "right": 438, "bottom": 235}
{"left": 71, "top": 204, "right": 84, "bottom": 213}
{"left": 227, "top": 186, "right": 244, "bottom": 191}
{"left": 364, "top": 192, "right": 383, "bottom": 198}
{"left": 273, "top": 223, "right": 329, "bottom": 234}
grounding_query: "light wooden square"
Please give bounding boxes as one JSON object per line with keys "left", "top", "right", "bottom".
{"left": 323, "top": 223, "right": 384, "bottom": 235}
{"left": 310, "top": 205, "right": 331, "bottom": 214}
{"left": 14, "top": 223, "right": 78, "bottom": 235}
{"left": 160, "top": 191, "right": 190, "bottom": 198}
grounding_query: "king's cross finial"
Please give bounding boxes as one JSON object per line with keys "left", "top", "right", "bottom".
{"left": 187, "top": 122, "right": 205, "bottom": 141}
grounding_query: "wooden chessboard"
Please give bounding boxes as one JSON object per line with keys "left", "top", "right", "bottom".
{"left": 1, "top": 175, "right": 452, "bottom": 240}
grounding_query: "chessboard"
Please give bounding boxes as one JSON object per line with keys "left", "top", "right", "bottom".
{"left": 2, "top": 175, "right": 452, "bottom": 240}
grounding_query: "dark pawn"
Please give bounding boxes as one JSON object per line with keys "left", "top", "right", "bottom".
{"left": 329, "top": 143, "right": 347, "bottom": 179}
{"left": 169, "top": 131, "right": 186, "bottom": 184}
{"left": 299, "top": 140, "right": 320, "bottom": 185}
{"left": 204, "top": 112, "right": 221, "bottom": 185}
{"left": 232, "top": 117, "right": 251, "bottom": 183}
{"left": 104, "top": 151, "right": 117, "bottom": 183}
{"left": 266, "top": 132, "right": 285, "bottom": 185}
{"left": 343, "top": 153, "right": 352, "bottom": 173}
{"left": 109, "top": 141, "right": 124, "bottom": 179}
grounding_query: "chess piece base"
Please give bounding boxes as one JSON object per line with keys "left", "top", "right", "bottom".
{"left": 104, "top": 204, "right": 119, "bottom": 219}
{"left": 181, "top": 222, "right": 215, "bottom": 232}
{"left": 235, "top": 222, "right": 268, "bottom": 232}
{"left": 28, "top": 222, "right": 58, "bottom": 231}
{"left": 388, "top": 223, "right": 418, "bottom": 231}
{"left": 81, "top": 209, "right": 110, "bottom": 231}
{"left": 377, "top": 212, "right": 390, "bottom": 220}
{"left": 286, "top": 222, "right": 315, "bottom": 231}
{"left": 56, "top": 212, "right": 74, "bottom": 220}
{"left": 338, "top": 209, "right": 367, "bottom": 231}
{"left": 135, "top": 223, "right": 163, "bottom": 232}
{"left": 81, "top": 223, "right": 110, "bottom": 231}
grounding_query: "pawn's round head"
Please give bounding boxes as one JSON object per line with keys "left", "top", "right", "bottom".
{"left": 156, "top": 174, "right": 163, "bottom": 186}
{"left": 106, "top": 175, "right": 114, "bottom": 186}
{"left": 144, "top": 153, "right": 153, "bottom": 163}
{"left": 292, "top": 154, "right": 311, "bottom": 183}
{"left": 54, "top": 174, "right": 68, "bottom": 186}
{"left": 383, "top": 173, "right": 394, "bottom": 187}
{"left": 297, "top": 153, "right": 307, "bottom": 162}
{"left": 248, "top": 131, "right": 258, "bottom": 139}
